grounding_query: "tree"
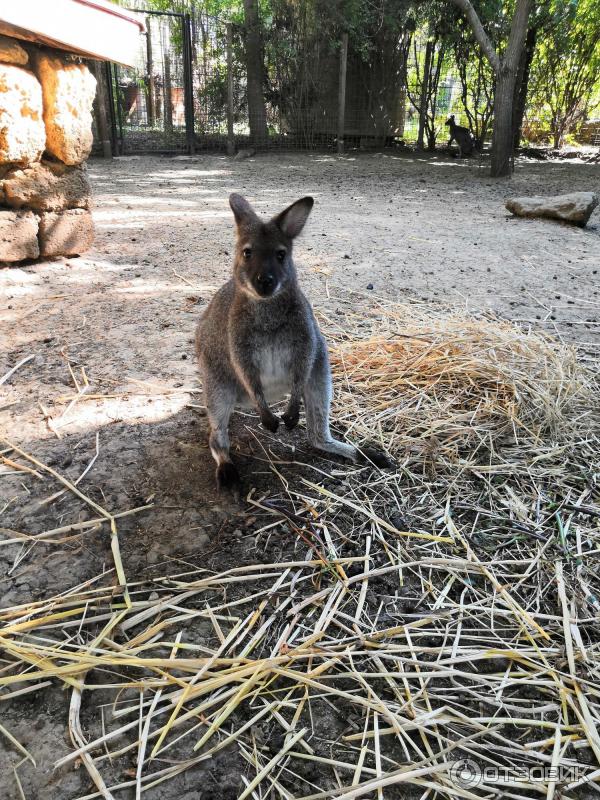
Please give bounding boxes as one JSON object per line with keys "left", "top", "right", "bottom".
{"left": 511, "top": 23, "right": 537, "bottom": 149}
{"left": 415, "top": 37, "right": 431, "bottom": 147}
{"left": 452, "top": 21, "right": 495, "bottom": 148}
{"left": 405, "top": 5, "right": 451, "bottom": 152}
{"left": 448, "top": 0, "right": 533, "bottom": 176}
{"left": 406, "top": 32, "right": 448, "bottom": 151}
{"left": 265, "top": 0, "right": 413, "bottom": 147}
{"left": 409, "top": 35, "right": 447, "bottom": 150}
{"left": 243, "top": 0, "right": 268, "bottom": 145}
{"left": 529, "top": 0, "right": 600, "bottom": 149}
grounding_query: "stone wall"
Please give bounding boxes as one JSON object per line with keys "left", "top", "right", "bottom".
{"left": 0, "top": 35, "right": 96, "bottom": 263}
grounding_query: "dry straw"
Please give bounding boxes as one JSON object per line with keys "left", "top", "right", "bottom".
{"left": 1, "top": 296, "right": 599, "bottom": 799}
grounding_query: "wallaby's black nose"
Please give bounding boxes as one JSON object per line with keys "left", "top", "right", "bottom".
{"left": 254, "top": 272, "right": 276, "bottom": 296}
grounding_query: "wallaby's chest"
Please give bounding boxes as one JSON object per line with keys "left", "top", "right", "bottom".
{"left": 231, "top": 296, "right": 312, "bottom": 407}
{"left": 256, "top": 339, "right": 292, "bottom": 402}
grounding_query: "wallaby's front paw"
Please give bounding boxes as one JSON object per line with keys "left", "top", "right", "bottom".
{"left": 282, "top": 404, "right": 300, "bottom": 430}
{"left": 359, "top": 446, "right": 396, "bottom": 470}
{"left": 260, "top": 410, "right": 280, "bottom": 433}
{"left": 216, "top": 462, "right": 241, "bottom": 498}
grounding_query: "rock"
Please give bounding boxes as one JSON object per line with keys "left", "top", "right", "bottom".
{"left": 0, "top": 35, "right": 28, "bottom": 66}
{"left": 505, "top": 192, "right": 599, "bottom": 227}
{"left": 0, "top": 209, "right": 39, "bottom": 261}
{"left": 234, "top": 148, "right": 256, "bottom": 161}
{"left": 0, "top": 164, "right": 10, "bottom": 202}
{"left": 2, "top": 160, "right": 91, "bottom": 210}
{"left": 38, "top": 208, "right": 94, "bottom": 257}
{"left": 0, "top": 64, "right": 45, "bottom": 164}
{"left": 34, "top": 54, "right": 96, "bottom": 165}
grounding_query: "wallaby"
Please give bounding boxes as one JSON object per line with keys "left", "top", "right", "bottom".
{"left": 234, "top": 148, "right": 256, "bottom": 161}
{"left": 196, "top": 193, "right": 392, "bottom": 493}
{"left": 445, "top": 115, "right": 474, "bottom": 158}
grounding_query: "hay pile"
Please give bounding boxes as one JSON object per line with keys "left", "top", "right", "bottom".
{"left": 1, "top": 299, "right": 599, "bottom": 799}
{"left": 329, "top": 302, "right": 590, "bottom": 471}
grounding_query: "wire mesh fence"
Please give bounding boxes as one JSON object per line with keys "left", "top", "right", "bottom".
{"left": 95, "top": 6, "right": 485, "bottom": 156}
{"left": 107, "top": 11, "right": 190, "bottom": 153}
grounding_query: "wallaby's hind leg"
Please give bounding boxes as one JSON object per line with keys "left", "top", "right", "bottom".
{"left": 304, "top": 341, "right": 394, "bottom": 469}
{"left": 304, "top": 365, "right": 358, "bottom": 461}
{"left": 204, "top": 374, "right": 240, "bottom": 493}
{"left": 303, "top": 343, "right": 389, "bottom": 467}
{"left": 304, "top": 348, "right": 357, "bottom": 461}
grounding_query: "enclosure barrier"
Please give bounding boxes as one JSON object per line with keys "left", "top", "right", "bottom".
{"left": 93, "top": 5, "right": 482, "bottom": 156}
{"left": 92, "top": 4, "right": 596, "bottom": 156}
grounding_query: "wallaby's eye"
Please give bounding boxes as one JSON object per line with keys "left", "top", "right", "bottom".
{"left": 276, "top": 249, "right": 286, "bottom": 262}
{"left": 242, "top": 248, "right": 252, "bottom": 260}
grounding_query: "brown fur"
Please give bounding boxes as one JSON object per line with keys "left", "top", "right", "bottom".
{"left": 195, "top": 193, "right": 392, "bottom": 493}
{"left": 445, "top": 115, "right": 474, "bottom": 157}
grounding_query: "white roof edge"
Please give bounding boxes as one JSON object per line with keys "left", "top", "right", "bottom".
{"left": 0, "top": 0, "right": 145, "bottom": 66}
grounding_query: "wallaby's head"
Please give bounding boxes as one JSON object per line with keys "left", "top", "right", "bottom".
{"left": 445, "top": 115, "right": 455, "bottom": 128}
{"left": 228, "top": 193, "right": 314, "bottom": 300}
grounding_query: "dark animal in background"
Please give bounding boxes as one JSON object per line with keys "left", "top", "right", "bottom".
{"left": 445, "top": 115, "right": 475, "bottom": 158}
{"left": 196, "top": 193, "right": 392, "bottom": 493}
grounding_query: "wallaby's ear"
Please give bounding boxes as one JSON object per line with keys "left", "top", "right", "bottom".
{"left": 229, "top": 193, "right": 257, "bottom": 227}
{"left": 274, "top": 196, "right": 314, "bottom": 239}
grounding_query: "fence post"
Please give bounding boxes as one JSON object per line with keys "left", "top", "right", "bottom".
{"left": 112, "top": 63, "right": 124, "bottom": 154}
{"left": 226, "top": 22, "right": 235, "bottom": 156}
{"left": 92, "top": 61, "right": 112, "bottom": 158}
{"left": 146, "top": 17, "right": 155, "bottom": 127}
{"left": 103, "top": 61, "right": 118, "bottom": 155}
{"left": 182, "top": 14, "right": 195, "bottom": 154}
{"left": 337, "top": 32, "right": 348, "bottom": 155}
{"left": 163, "top": 52, "right": 173, "bottom": 133}
{"left": 397, "top": 86, "right": 406, "bottom": 139}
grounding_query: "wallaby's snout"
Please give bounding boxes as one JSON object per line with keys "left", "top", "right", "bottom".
{"left": 238, "top": 239, "right": 285, "bottom": 299}
{"left": 254, "top": 269, "right": 277, "bottom": 297}
{"left": 228, "top": 192, "right": 314, "bottom": 301}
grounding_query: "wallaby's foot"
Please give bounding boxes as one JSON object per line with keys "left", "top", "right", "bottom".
{"left": 358, "top": 445, "right": 395, "bottom": 470}
{"left": 282, "top": 403, "right": 300, "bottom": 430}
{"left": 216, "top": 461, "right": 242, "bottom": 498}
{"left": 260, "top": 409, "right": 280, "bottom": 433}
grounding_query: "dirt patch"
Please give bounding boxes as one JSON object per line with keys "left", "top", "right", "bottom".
{"left": 1, "top": 151, "right": 599, "bottom": 799}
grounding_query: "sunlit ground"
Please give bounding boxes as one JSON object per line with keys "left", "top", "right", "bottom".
{"left": 2, "top": 149, "right": 599, "bottom": 449}
{"left": 1, "top": 149, "right": 600, "bottom": 800}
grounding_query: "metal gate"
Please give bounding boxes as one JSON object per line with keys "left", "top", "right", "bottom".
{"left": 107, "top": 9, "right": 237, "bottom": 155}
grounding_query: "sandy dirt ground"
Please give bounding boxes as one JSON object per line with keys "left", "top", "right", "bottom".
{"left": 1, "top": 151, "right": 599, "bottom": 799}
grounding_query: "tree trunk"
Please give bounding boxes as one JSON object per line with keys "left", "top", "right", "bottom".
{"left": 243, "top": 0, "right": 268, "bottom": 147}
{"left": 396, "top": 30, "right": 412, "bottom": 139}
{"left": 91, "top": 61, "right": 112, "bottom": 158}
{"left": 512, "top": 25, "right": 537, "bottom": 150}
{"left": 553, "top": 128, "right": 562, "bottom": 149}
{"left": 490, "top": 0, "right": 532, "bottom": 176}
{"left": 417, "top": 39, "right": 433, "bottom": 150}
{"left": 427, "top": 44, "right": 445, "bottom": 151}
{"left": 490, "top": 67, "right": 517, "bottom": 177}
